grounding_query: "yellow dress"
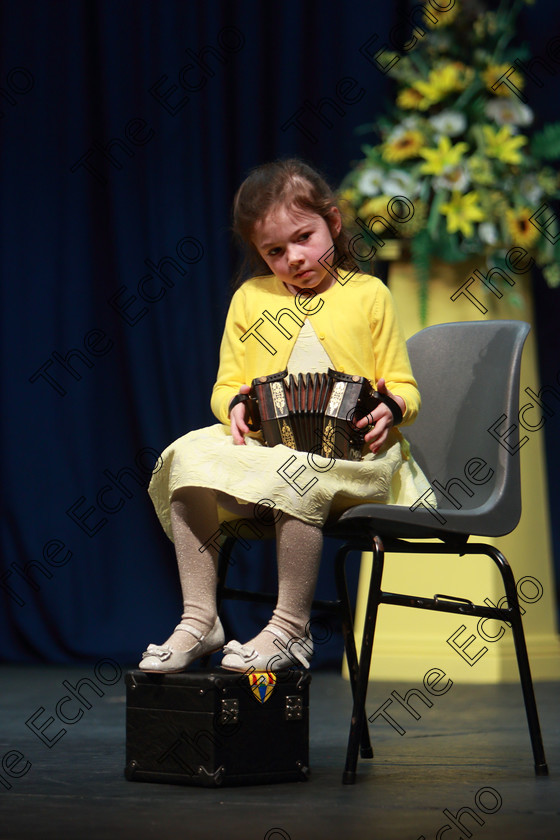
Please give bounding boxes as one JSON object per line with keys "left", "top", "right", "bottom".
{"left": 148, "top": 318, "right": 433, "bottom": 541}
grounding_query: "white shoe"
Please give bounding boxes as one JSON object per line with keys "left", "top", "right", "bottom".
{"left": 221, "top": 625, "right": 313, "bottom": 672}
{"left": 139, "top": 618, "right": 225, "bottom": 673}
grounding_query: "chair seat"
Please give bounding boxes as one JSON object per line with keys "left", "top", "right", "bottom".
{"left": 327, "top": 497, "right": 520, "bottom": 541}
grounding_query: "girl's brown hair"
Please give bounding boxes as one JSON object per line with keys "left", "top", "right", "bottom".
{"left": 231, "top": 158, "right": 359, "bottom": 290}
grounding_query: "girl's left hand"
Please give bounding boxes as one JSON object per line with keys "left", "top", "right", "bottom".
{"left": 229, "top": 384, "right": 252, "bottom": 445}
{"left": 355, "top": 378, "right": 406, "bottom": 455}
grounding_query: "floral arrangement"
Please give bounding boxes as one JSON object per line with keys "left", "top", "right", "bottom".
{"left": 339, "top": 0, "right": 560, "bottom": 320}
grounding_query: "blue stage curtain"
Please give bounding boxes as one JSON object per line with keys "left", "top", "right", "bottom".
{"left": 1, "top": 0, "right": 558, "bottom": 664}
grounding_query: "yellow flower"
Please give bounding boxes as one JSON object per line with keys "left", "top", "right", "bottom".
{"left": 439, "top": 191, "right": 485, "bottom": 238}
{"left": 397, "top": 87, "right": 425, "bottom": 110}
{"left": 473, "top": 12, "right": 498, "bottom": 38}
{"left": 482, "top": 125, "right": 527, "bottom": 164}
{"left": 483, "top": 64, "right": 525, "bottom": 97}
{"left": 382, "top": 129, "right": 424, "bottom": 162}
{"left": 413, "top": 62, "right": 473, "bottom": 108}
{"left": 423, "top": 0, "right": 461, "bottom": 28}
{"left": 505, "top": 207, "right": 540, "bottom": 248}
{"left": 450, "top": 61, "right": 475, "bottom": 88}
{"left": 359, "top": 196, "right": 392, "bottom": 219}
{"left": 418, "top": 135, "right": 469, "bottom": 175}
{"left": 337, "top": 188, "right": 359, "bottom": 226}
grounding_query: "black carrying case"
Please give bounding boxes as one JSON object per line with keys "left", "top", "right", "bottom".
{"left": 124, "top": 669, "right": 310, "bottom": 787}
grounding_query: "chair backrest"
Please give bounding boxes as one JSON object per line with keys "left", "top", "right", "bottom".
{"left": 404, "top": 320, "right": 530, "bottom": 536}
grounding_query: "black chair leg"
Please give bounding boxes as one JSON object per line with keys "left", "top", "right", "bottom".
{"left": 343, "top": 535, "right": 384, "bottom": 784}
{"left": 482, "top": 544, "right": 549, "bottom": 776}
{"left": 334, "top": 544, "right": 374, "bottom": 760}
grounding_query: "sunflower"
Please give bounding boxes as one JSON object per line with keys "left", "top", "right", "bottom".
{"left": 505, "top": 207, "right": 541, "bottom": 248}
{"left": 382, "top": 129, "right": 424, "bottom": 162}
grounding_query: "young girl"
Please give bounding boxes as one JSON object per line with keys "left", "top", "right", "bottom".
{"left": 140, "top": 158, "right": 432, "bottom": 674}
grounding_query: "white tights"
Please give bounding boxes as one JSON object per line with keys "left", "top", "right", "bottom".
{"left": 162, "top": 486, "right": 323, "bottom": 656}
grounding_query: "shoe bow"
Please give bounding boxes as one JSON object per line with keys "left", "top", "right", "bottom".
{"left": 222, "top": 640, "right": 258, "bottom": 662}
{"left": 142, "top": 644, "right": 172, "bottom": 662}
{"left": 222, "top": 636, "right": 312, "bottom": 669}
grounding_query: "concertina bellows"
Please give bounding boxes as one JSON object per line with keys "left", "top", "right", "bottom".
{"left": 237, "top": 368, "right": 403, "bottom": 461}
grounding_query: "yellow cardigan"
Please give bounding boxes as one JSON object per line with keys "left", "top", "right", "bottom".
{"left": 211, "top": 271, "right": 420, "bottom": 427}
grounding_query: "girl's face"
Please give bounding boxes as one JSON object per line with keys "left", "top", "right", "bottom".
{"left": 251, "top": 204, "right": 342, "bottom": 295}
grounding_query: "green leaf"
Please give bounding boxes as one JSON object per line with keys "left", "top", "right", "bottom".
{"left": 354, "top": 123, "right": 378, "bottom": 136}
{"left": 452, "top": 81, "right": 485, "bottom": 114}
{"left": 427, "top": 192, "right": 446, "bottom": 237}
{"left": 509, "top": 293, "right": 525, "bottom": 309}
{"left": 435, "top": 233, "right": 465, "bottom": 263}
{"left": 531, "top": 123, "right": 560, "bottom": 161}
{"left": 407, "top": 51, "right": 432, "bottom": 76}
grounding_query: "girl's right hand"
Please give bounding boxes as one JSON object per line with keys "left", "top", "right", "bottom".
{"left": 229, "top": 384, "right": 252, "bottom": 445}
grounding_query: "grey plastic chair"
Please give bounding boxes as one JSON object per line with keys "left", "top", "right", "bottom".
{"left": 216, "top": 320, "right": 548, "bottom": 783}
{"left": 325, "top": 319, "right": 548, "bottom": 782}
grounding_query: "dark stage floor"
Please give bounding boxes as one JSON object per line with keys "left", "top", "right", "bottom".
{"left": 0, "top": 665, "right": 558, "bottom": 840}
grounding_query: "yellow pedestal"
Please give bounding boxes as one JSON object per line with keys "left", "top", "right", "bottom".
{"left": 346, "top": 260, "right": 560, "bottom": 683}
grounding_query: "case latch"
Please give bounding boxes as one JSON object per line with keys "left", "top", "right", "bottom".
{"left": 285, "top": 695, "right": 303, "bottom": 721}
{"left": 220, "top": 698, "right": 239, "bottom": 725}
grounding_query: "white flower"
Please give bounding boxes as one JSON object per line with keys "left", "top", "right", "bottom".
{"left": 429, "top": 110, "right": 467, "bottom": 137}
{"left": 385, "top": 124, "right": 407, "bottom": 144}
{"left": 401, "top": 115, "right": 422, "bottom": 130}
{"left": 433, "top": 165, "right": 471, "bottom": 192}
{"left": 357, "top": 167, "right": 384, "bottom": 196}
{"left": 485, "top": 99, "right": 533, "bottom": 127}
{"left": 479, "top": 222, "right": 499, "bottom": 245}
{"left": 381, "top": 169, "right": 421, "bottom": 199}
